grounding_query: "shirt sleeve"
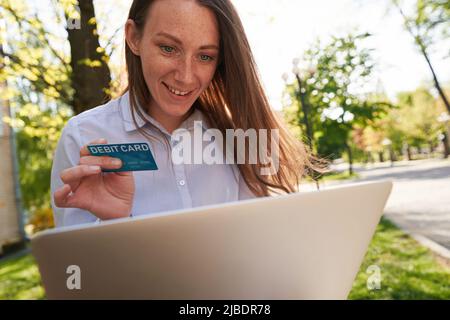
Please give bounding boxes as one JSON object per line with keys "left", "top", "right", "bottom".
{"left": 50, "top": 118, "right": 98, "bottom": 227}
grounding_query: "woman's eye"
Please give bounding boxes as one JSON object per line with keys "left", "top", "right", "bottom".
{"left": 159, "top": 46, "right": 213, "bottom": 62}
{"left": 160, "top": 45, "right": 175, "bottom": 54}
{"left": 200, "top": 54, "right": 214, "bottom": 62}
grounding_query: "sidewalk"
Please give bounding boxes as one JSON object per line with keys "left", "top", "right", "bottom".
{"left": 303, "top": 158, "right": 450, "bottom": 260}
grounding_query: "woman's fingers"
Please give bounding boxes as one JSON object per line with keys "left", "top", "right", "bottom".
{"left": 54, "top": 184, "right": 74, "bottom": 208}
{"left": 56, "top": 165, "right": 100, "bottom": 209}
{"left": 78, "top": 139, "right": 124, "bottom": 170}
{"left": 113, "top": 171, "right": 133, "bottom": 177}
{"left": 54, "top": 184, "right": 71, "bottom": 207}
{"left": 80, "top": 138, "right": 107, "bottom": 157}
{"left": 60, "top": 165, "right": 101, "bottom": 187}
{"left": 79, "top": 156, "right": 122, "bottom": 170}
{"left": 53, "top": 184, "right": 87, "bottom": 209}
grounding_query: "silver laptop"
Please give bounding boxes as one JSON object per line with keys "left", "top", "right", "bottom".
{"left": 31, "top": 180, "right": 392, "bottom": 300}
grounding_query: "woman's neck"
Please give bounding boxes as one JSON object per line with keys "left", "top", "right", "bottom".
{"left": 147, "top": 106, "right": 194, "bottom": 134}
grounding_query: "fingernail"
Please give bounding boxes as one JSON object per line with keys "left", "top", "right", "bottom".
{"left": 89, "top": 165, "right": 101, "bottom": 171}
{"left": 112, "top": 159, "right": 122, "bottom": 166}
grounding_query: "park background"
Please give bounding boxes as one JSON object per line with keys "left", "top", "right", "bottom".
{"left": 0, "top": 0, "right": 449, "bottom": 299}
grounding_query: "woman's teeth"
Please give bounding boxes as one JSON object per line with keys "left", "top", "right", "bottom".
{"left": 166, "top": 84, "right": 190, "bottom": 96}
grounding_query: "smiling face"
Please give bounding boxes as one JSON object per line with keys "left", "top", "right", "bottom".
{"left": 125, "top": 0, "right": 220, "bottom": 132}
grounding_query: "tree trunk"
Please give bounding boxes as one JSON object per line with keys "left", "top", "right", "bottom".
{"left": 295, "top": 74, "right": 314, "bottom": 149}
{"left": 389, "top": 147, "right": 396, "bottom": 162}
{"left": 407, "top": 145, "right": 412, "bottom": 160}
{"left": 418, "top": 40, "right": 450, "bottom": 114}
{"left": 429, "top": 141, "right": 434, "bottom": 154}
{"left": 67, "top": 0, "right": 111, "bottom": 114}
{"left": 346, "top": 143, "right": 353, "bottom": 175}
{"left": 443, "top": 131, "right": 450, "bottom": 158}
{"left": 396, "top": 4, "right": 450, "bottom": 115}
{"left": 378, "top": 151, "right": 384, "bottom": 163}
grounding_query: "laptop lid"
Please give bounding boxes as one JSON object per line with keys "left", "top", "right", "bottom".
{"left": 31, "top": 180, "right": 392, "bottom": 299}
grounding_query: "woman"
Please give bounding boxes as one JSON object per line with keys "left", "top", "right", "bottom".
{"left": 51, "top": 0, "right": 319, "bottom": 227}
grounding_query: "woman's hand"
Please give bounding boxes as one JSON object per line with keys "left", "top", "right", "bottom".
{"left": 53, "top": 138, "right": 135, "bottom": 220}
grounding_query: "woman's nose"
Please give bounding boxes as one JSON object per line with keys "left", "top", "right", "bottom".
{"left": 173, "top": 57, "right": 195, "bottom": 84}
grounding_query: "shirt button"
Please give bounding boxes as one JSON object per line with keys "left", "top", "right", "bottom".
{"left": 179, "top": 180, "right": 185, "bottom": 186}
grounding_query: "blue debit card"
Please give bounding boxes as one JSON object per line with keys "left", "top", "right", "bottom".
{"left": 87, "top": 142, "right": 158, "bottom": 172}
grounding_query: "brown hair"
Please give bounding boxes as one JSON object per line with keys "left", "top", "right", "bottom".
{"left": 123, "top": 0, "right": 326, "bottom": 197}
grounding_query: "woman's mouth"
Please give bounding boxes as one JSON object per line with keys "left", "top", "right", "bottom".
{"left": 162, "top": 82, "right": 194, "bottom": 101}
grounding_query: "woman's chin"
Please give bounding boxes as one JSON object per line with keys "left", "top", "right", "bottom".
{"left": 159, "top": 104, "right": 193, "bottom": 119}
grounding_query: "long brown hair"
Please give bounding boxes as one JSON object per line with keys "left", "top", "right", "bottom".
{"left": 124, "top": 0, "right": 325, "bottom": 197}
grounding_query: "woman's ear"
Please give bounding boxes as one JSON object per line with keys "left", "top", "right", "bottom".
{"left": 125, "top": 19, "right": 141, "bottom": 56}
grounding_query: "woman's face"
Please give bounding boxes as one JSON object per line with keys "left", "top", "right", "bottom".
{"left": 126, "top": 0, "right": 220, "bottom": 127}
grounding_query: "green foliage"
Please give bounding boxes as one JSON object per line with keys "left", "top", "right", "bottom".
{"left": 315, "top": 118, "right": 349, "bottom": 159}
{"left": 282, "top": 30, "right": 446, "bottom": 165}
{"left": 304, "top": 170, "right": 360, "bottom": 182}
{"left": 4, "top": 102, "right": 71, "bottom": 211}
{"left": 0, "top": 253, "right": 45, "bottom": 300}
{"left": 393, "top": 0, "right": 450, "bottom": 53}
{"left": 283, "top": 33, "right": 391, "bottom": 160}
{"left": 392, "top": 0, "right": 450, "bottom": 116}
{"left": 395, "top": 88, "right": 445, "bottom": 146}
{"left": 361, "top": 87, "right": 446, "bottom": 159}
{"left": 0, "top": 0, "right": 73, "bottom": 104}
{"left": 0, "top": 0, "right": 75, "bottom": 226}
{"left": 1, "top": 0, "right": 117, "bottom": 231}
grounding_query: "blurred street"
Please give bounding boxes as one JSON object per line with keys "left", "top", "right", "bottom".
{"left": 310, "top": 158, "right": 450, "bottom": 250}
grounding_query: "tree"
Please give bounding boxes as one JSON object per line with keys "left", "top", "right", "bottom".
{"left": 1, "top": 0, "right": 112, "bottom": 114}
{"left": 395, "top": 88, "right": 446, "bottom": 152}
{"left": 392, "top": 0, "right": 450, "bottom": 114}
{"left": 360, "top": 87, "right": 447, "bottom": 162}
{"left": 283, "top": 33, "right": 391, "bottom": 174}
{"left": 67, "top": 0, "right": 111, "bottom": 114}
{"left": 0, "top": 0, "right": 113, "bottom": 231}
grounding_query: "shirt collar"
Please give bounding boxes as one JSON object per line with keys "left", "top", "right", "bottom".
{"left": 119, "top": 91, "right": 209, "bottom": 136}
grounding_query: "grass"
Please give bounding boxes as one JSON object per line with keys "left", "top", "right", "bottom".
{"left": 348, "top": 218, "right": 450, "bottom": 299}
{"left": 304, "top": 170, "right": 360, "bottom": 184}
{"left": 320, "top": 170, "right": 360, "bottom": 181}
{"left": 0, "top": 218, "right": 449, "bottom": 300}
{"left": 0, "top": 252, "right": 45, "bottom": 300}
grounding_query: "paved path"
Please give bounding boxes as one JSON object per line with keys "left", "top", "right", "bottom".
{"left": 304, "top": 158, "right": 450, "bottom": 251}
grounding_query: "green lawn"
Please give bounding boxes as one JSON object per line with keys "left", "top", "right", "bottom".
{"left": 320, "top": 170, "right": 360, "bottom": 181}
{"left": 349, "top": 218, "right": 450, "bottom": 299}
{"left": 305, "top": 170, "right": 360, "bottom": 183}
{"left": 0, "top": 252, "right": 45, "bottom": 299}
{"left": 1, "top": 218, "right": 449, "bottom": 300}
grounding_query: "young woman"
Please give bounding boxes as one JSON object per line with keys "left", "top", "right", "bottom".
{"left": 51, "top": 0, "right": 319, "bottom": 227}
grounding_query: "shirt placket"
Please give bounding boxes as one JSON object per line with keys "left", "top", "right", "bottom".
{"left": 170, "top": 139, "right": 193, "bottom": 209}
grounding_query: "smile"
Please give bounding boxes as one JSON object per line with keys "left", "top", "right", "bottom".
{"left": 163, "top": 82, "right": 193, "bottom": 97}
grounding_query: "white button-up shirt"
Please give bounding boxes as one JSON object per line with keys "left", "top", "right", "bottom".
{"left": 51, "top": 92, "right": 256, "bottom": 227}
